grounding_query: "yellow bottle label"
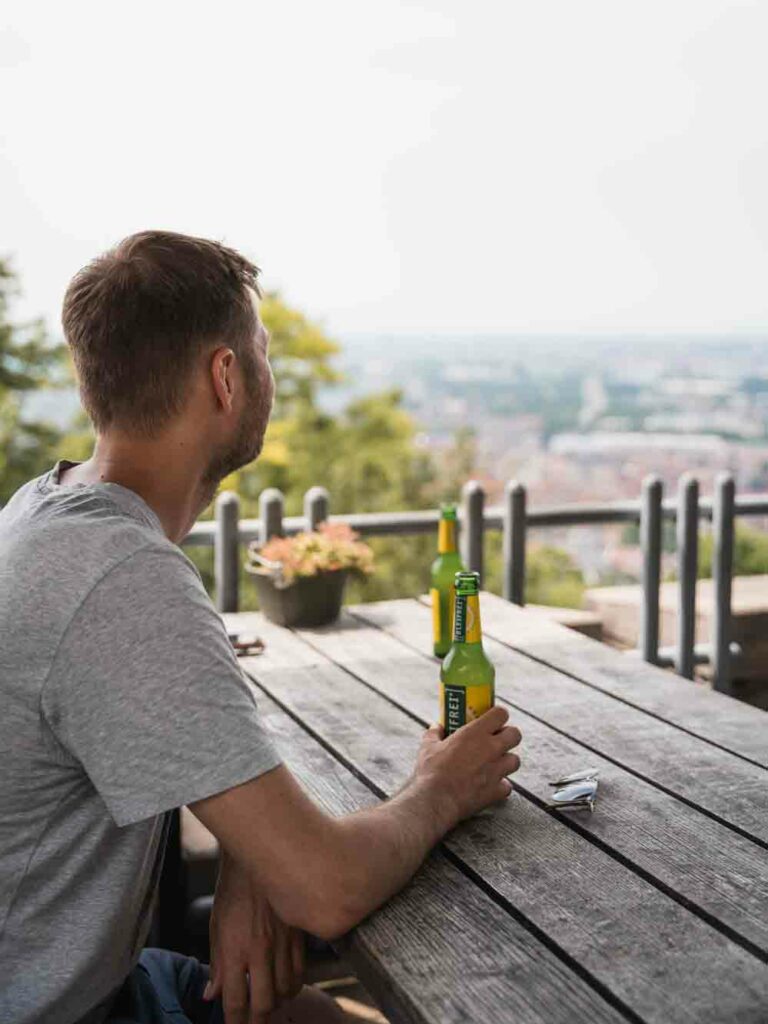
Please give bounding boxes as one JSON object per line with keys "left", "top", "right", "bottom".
{"left": 438, "top": 520, "right": 457, "bottom": 554}
{"left": 454, "top": 593, "right": 482, "bottom": 644}
{"left": 431, "top": 587, "right": 441, "bottom": 643}
{"left": 440, "top": 682, "right": 494, "bottom": 734}
{"left": 432, "top": 584, "right": 456, "bottom": 645}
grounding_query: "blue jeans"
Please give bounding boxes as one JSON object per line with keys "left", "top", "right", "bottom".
{"left": 106, "top": 948, "right": 224, "bottom": 1024}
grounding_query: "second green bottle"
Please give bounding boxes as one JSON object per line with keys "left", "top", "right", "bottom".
{"left": 430, "top": 503, "right": 465, "bottom": 658}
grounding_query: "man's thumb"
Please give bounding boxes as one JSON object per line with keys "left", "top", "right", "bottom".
{"left": 424, "top": 722, "right": 444, "bottom": 743}
{"left": 203, "top": 974, "right": 221, "bottom": 1001}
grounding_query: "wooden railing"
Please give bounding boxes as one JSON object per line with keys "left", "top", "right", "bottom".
{"left": 182, "top": 476, "right": 768, "bottom": 695}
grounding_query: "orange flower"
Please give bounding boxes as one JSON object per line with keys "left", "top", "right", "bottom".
{"left": 248, "top": 521, "right": 374, "bottom": 585}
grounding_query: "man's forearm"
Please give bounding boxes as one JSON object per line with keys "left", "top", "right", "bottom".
{"left": 322, "top": 776, "right": 456, "bottom": 934}
{"left": 216, "top": 847, "right": 250, "bottom": 895}
{"left": 217, "top": 775, "right": 452, "bottom": 940}
{"left": 191, "top": 710, "right": 519, "bottom": 941}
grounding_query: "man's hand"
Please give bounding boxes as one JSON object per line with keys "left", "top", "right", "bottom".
{"left": 204, "top": 855, "right": 304, "bottom": 1024}
{"left": 412, "top": 705, "right": 522, "bottom": 829}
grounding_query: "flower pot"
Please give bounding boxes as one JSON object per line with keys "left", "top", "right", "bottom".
{"left": 251, "top": 569, "right": 347, "bottom": 628}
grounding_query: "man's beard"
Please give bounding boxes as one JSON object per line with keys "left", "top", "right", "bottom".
{"left": 201, "top": 373, "right": 273, "bottom": 501}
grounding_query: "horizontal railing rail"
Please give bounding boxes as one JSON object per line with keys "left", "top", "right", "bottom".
{"left": 183, "top": 493, "right": 768, "bottom": 545}
{"left": 182, "top": 475, "right": 768, "bottom": 696}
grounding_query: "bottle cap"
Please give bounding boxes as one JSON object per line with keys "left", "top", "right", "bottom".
{"left": 454, "top": 570, "right": 480, "bottom": 593}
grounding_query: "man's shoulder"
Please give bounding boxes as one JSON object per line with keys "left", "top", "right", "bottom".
{"left": 0, "top": 472, "right": 202, "bottom": 632}
{"left": 4, "top": 478, "right": 161, "bottom": 562}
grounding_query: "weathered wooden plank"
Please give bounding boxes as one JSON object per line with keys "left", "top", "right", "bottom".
{"left": 237, "top": 614, "right": 768, "bottom": 1024}
{"left": 354, "top": 600, "right": 768, "bottom": 846}
{"left": 224, "top": 611, "right": 326, "bottom": 668}
{"left": 242, "top": 675, "right": 625, "bottom": 1024}
{"left": 301, "top": 611, "right": 768, "bottom": 960}
{"left": 466, "top": 593, "right": 767, "bottom": 768}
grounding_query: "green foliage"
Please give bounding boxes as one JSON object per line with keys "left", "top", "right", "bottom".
{"left": 223, "top": 295, "right": 434, "bottom": 517}
{"left": 59, "top": 410, "right": 97, "bottom": 465}
{"left": 346, "top": 535, "right": 436, "bottom": 604}
{"left": 699, "top": 525, "right": 768, "bottom": 578}
{"left": 432, "top": 426, "right": 477, "bottom": 504}
{"left": 0, "top": 260, "right": 66, "bottom": 503}
{"left": 484, "top": 533, "right": 585, "bottom": 608}
{"left": 260, "top": 292, "right": 341, "bottom": 417}
{"left": 621, "top": 519, "right": 676, "bottom": 553}
{"left": 525, "top": 545, "right": 586, "bottom": 607}
{"left": 241, "top": 389, "right": 434, "bottom": 517}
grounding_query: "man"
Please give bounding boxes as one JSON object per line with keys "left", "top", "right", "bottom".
{"left": 0, "top": 231, "right": 522, "bottom": 1024}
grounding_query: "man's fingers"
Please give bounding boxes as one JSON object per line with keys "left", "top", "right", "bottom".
{"left": 493, "top": 778, "right": 514, "bottom": 801}
{"left": 205, "top": 921, "right": 218, "bottom": 1000}
{"left": 248, "top": 956, "right": 276, "bottom": 1024}
{"left": 290, "top": 929, "right": 305, "bottom": 996}
{"left": 493, "top": 725, "right": 522, "bottom": 755}
{"left": 474, "top": 705, "right": 509, "bottom": 733}
{"left": 203, "top": 969, "right": 222, "bottom": 1000}
{"left": 423, "top": 722, "right": 444, "bottom": 744}
{"left": 272, "top": 922, "right": 295, "bottom": 1002}
{"left": 221, "top": 967, "right": 249, "bottom": 1024}
{"left": 497, "top": 752, "right": 521, "bottom": 777}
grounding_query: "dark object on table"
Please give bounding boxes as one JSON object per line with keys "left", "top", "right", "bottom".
{"left": 228, "top": 633, "right": 265, "bottom": 657}
{"left": 251, "top": 569, "right": 347, "bottom": 628}
{"left": 233, "top": 638, "right": 265, "bottom": 657}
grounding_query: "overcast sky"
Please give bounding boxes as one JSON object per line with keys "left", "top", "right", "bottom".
{"left": 2, "top": 0, "right": 767, "bottom": 338}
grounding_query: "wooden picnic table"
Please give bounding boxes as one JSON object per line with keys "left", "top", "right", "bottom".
{"left": 223, "top": 592, "right": 768, "bottom": 1024}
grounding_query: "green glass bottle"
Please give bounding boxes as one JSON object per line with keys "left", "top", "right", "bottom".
{"left": 430, "top": 504, "right": 465, "bottom": 657}
{"left": 440, "top": 571, "right": 495, "bottom": 736}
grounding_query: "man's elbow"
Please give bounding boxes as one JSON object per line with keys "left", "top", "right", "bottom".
{"left": 278, "top": 886, "right": 368, "bottom": 942}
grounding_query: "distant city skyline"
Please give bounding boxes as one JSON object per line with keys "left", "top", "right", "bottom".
{"left": 2, "top": 1, "right": 768, "bottom": 338}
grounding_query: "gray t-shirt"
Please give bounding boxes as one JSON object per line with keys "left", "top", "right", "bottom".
{"left": 0, "top": 463, "right": 282, "bottom": 1024}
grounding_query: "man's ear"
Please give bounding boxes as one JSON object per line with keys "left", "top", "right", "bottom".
{"left": 210, "top": 347, "right": 236, "bottom": 412}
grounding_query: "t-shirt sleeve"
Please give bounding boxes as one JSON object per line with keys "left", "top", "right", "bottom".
{"left": 42, "top": 544, "right": 282, "bottom": 826}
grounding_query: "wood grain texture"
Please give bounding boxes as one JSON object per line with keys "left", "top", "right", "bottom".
{"left": 234, "top": 613, "right": 768, "bottom": 1024}
{"left": 301, "top": 610, "right": 768, "bottom": 960}
{"left": 248, "top": 682, "right": 624, "bottom": 1024}
{"left": 353, "top": 599, "right": 768, "bottom": 846}
{"left": 468, "top": 593, "right": 767, "bottom": 768}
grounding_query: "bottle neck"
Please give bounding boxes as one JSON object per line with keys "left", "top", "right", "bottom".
{"left": 438, "top": 519, "right": 458, "bottom": 554}
{"left": 453, "top": 592, "right": 482, "bottom": 644}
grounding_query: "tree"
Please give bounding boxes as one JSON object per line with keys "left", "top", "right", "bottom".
{"left": 484, "top": 534, "right": 585, "bottom": 608}
{"left": 431, "top": 425, "right": 478, "bottom": 505}
{"left": 200, "top": 294, "right": 442, "bottom": 606}
{"left": 260, "top": 292, "right": 341, "bottom": 417}
{"left": 0, "top": 260, "right": 65, "bottom": 503}
{"left": 699, "top": 525, "right": 768, "bottom": 577}
{"left": 220, "top": 295, "right": 436, "bottom": 514}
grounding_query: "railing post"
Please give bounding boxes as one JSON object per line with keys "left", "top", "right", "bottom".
{"left": 215, "top": 491, "right": 240, "bottom": 613}
{"left": 675, "top": 474, "right": 699, "bottom": 679}
{"left": 639, "top": 475, "right": 663, "bottom": 664}
{"left": 304, "top": 486, "right": 330, "bottom": 530}
{"left": 259, "top": 488, "right": 284, "bottom": 542}
{"left": 503, "top": 480, "right": 526, "bottom": 605}
{"left": 712, "top": 473, "right": 735, "bottom": 694}
{"left": 461, "top": 480, "right": 485, "bottom": 582}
